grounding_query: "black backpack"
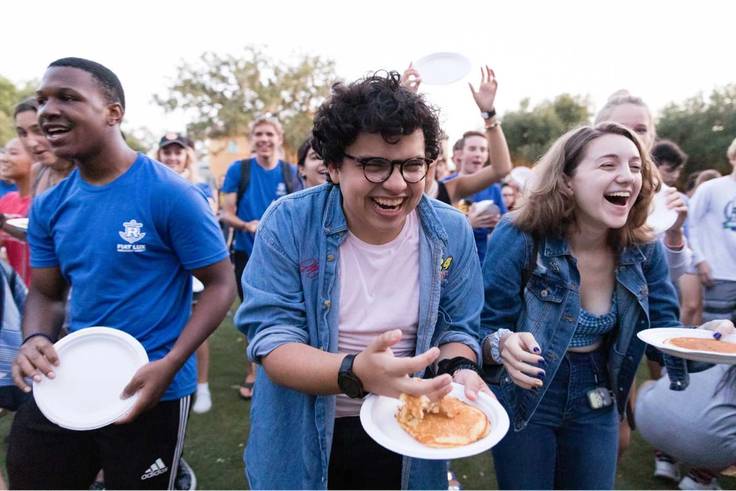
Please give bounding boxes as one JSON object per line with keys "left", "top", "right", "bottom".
{"left": 236, "top": 158, "right": 300, "bottom": 208}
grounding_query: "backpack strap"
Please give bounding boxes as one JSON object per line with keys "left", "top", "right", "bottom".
{"left": 236, "top": 158, "right": 252, "bottom": 208}
{"left": 281, "top": 161, "right": 297, "bottom": 194}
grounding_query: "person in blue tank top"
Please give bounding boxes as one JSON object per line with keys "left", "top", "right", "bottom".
{"left": 7, "top": 57, "right": 236, "bottom": 490}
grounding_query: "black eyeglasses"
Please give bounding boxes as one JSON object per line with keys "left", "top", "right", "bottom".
{"left": 343, "top": 153, "right": 431, "bottom": 183}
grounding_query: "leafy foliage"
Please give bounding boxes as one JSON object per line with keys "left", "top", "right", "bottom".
{"left": 657, "top": 84, "right": 736, "bottom": 176}
{"left": 154, "top": 47, "right": 338, "bottom": 153}
{"left": 0, "top": 75, "right": 35, "bottom": 146}
{"left": 501, "top": 94, "right": 592, "bottom": 165}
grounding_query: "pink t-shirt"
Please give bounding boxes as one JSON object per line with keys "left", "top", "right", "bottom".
{"left": 335, "top": 211, "right": 420, "bottom": 417}
{"left": 0, "top": 191, "right": 31, "bottom": 285}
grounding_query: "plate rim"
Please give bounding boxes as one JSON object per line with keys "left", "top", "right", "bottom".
{"left": 359, "top": 382, "right": 509, "bottom": 460}
{"left": 413, "top": 52, "right": 472, "bottom": 85}
{"left": 637, "top": 327, "right": 736, "bottom": 363}
{"left": 33, "top": 326, "right": 149, "bottom": 430}
{"left": 5, "top": 217, "right": 28, "bottom": 230}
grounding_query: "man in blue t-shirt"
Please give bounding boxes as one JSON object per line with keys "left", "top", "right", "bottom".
{"left": 447, "top": 130, "right": 507, "bottom": 264}
{"left": 220, "top": 116, "right": 299, "bottom": 400}
{"left": 7, "top": 58, "right": 236, "bottom": 490}
{"left": 220, "top": 115, "right": 300, "bottom": 300}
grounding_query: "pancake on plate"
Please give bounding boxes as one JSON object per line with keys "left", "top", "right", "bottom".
{"left": 395, "top": 393, "right": 489, "bottom": 448}
{"left": 666, "top": 337, "right": 736, "bottom": 353}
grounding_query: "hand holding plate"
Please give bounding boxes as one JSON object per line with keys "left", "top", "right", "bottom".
{"left": 453, "top": 368, "right": 493, "bottom": 401}
{"left": 12, "top": 335, "right": 60, "bottom": 392}
{"left": 400, "top": 63, "right": 422, "bottom": 94}
{"left": 353, "top": 329, "right": 453, "bottom": 401}
{"left": 699, "top": 319, "right": 736, "bottom": 339}
{"left": 116, "top": 357, "right": 179, "bottom": 424}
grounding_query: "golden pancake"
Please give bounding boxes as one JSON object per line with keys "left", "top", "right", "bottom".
{"left": 395, "top": 393, "right": 490, "bottom": 448}
{"left": 667, "top": 337, "right": 736, "bottom": 353}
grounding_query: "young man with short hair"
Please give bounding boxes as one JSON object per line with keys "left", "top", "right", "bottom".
{"left": 236, "top": 72, "right": 488, "bottom": 489}
{"left": 454, "top": 130, "right": 507, "bottom": 263}
{"left": 7, "top": 57, "right": 235, "bottom": 490}
{"left": 689, "top": 137, "right": 736, "bottom": 323}
{"left": 220, "top": 115, "right": 300, "bottom": 399}
{"left": 13, "top": 97, "right": 75, "bottom": 196}
{"left": 652, "top": 139, "right": 688, "bottom": 187}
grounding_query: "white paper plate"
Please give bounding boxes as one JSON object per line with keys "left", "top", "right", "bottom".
{"left": 647, "top": 187, "right": 678, "bottom": 234}
{"left": 472, "top": 200, "right": 500, "bottom": 217}
{"left": 6, "top": 217, "right": 28, "bottom": 231}
{"left": 509, "top": 167, "right": 533, "bottom": 189}
{"left": 414, "top": 52, "right": 472, "bottom": 85}
{"left": 192, "top": 276, "right": 204, "bottom": 293}
{"left": 359, "top": 382, "right": 509, "bottom": 460}
{"left": 33, "top": 327, "right": 149, "bottom": 430}
{"left": 637, "top": 327, "right": 736, "bottom": 365}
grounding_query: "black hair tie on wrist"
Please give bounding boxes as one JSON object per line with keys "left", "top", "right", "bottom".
{"left": 437, "top": 356, "right": 479, "bottom": 377}
{"left": 22, "top": 333, "right": 55, "bottom": 345}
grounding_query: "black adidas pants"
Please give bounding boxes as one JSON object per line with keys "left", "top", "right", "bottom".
{"left": 7, "top": 395, "right": 191, "bottom": 490}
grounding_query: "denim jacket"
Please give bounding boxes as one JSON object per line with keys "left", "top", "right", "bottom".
{"left": 481, "top": 218, "right": 697, "bottom": 431}
{"left": 236, "top": 183, "right": 483, "bottom": 490}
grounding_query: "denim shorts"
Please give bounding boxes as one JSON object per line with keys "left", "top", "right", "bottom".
{"left": 492, "top": 349, "right": 618, "bottom": 490}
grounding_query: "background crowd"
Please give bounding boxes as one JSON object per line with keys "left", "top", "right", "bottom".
{"left": 0, "top": 52, "right": 733, "bottom": 491}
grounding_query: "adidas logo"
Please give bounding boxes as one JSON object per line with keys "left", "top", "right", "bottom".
{"left": 141, "top": 458, "right": 169, "bottom": 480}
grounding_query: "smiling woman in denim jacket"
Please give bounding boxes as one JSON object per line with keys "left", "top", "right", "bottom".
{"left": 236, "top": 72, "right": 489, "bottom": 490}
{"left": 480, "top": 122, "right": 735, "bottom": 490}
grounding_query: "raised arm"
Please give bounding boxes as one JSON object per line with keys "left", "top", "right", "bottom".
{"left": 446, "top": 66, "right": 512, "bottom": 202}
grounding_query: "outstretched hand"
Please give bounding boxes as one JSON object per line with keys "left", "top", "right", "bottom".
{"left": 353, "top": 329, "right": 453, "bottom": 401}
{"left": 469, "top": 65, "right": 498, "bottom": 112}
{"left": 400, "top": 63, "right": 422, "bottom": 93}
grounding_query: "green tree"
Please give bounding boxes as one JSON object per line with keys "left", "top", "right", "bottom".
{"left": 501, "top": 94, "right": 591, "bottom": 165}
{"left": 657, "top": 84, "right": 736, "bottom": 176}
{"left": 0, "top": 75, "right": 35, "bottom": 146}
{"left": 154, "top": 47, "right": 338, "bottom": 153}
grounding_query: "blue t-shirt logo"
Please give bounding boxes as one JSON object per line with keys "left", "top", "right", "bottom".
{"left": 117, "top": 219, "right": 147, "bottom": 252}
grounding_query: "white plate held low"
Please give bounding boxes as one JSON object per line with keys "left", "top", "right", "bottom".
{"left": 359, "top": 382, "right": 509, "bottom": 460}
{"left": 33, "top": 327, "right": 149, "bottom": 430}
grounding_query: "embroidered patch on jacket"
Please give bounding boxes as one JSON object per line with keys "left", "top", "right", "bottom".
{"left": 300, "top": 259, "right": 319, "bottom": 279}
{"left": 440, "top": 256, "right": 453, "bottom": 282}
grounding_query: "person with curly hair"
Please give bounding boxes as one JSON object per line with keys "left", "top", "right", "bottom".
{"left": 236, "top": 71, "right": 488, "bottom": 489}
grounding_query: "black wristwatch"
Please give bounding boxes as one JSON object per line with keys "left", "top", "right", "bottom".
{"left": 337, "top": 353, "right": 367, "bottom": 399}
{"left": 480, "top": 108, "right": 497, "bottom": 120}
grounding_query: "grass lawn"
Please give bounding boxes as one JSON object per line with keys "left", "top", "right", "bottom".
{"left": 1, "top": 309, "right": 734, "bottom": 489}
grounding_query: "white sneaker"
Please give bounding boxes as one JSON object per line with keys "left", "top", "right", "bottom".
{"left": 679, "top": 475, "right": 721, "bottom": 490}
{"left": 654, "top": 457, "right": 681, "bottom": 482}
{"left": 192, "top": 388, "right": 212, "bottom": 414}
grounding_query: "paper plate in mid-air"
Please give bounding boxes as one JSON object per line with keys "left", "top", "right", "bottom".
{"left": 33, "top": 327, "right": 149, "bottom": 430}
{"left": 646, "top": 187, "right": 678, "bottom": 234}
{"left": 6, "top": 217, "right": 28, "bottom": 231}
{"left": 360, "top": 383, "right": 509, "bottom": 460}
{"left": 414, "top": 52, "right": 472, "bottom": 85}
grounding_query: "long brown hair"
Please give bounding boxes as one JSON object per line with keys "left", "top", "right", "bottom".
{"left": 514, "top": 122, "right": 658, "bottom": 250}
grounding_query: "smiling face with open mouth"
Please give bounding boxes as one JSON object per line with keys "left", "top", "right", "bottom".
{"left": 35, "top": 66, "right": 114, "bottom": 162}
{"left": 328, "top": 130, "right": 426, "bottom": 245}
{"left": 568, "top": 133, "right": 643, "bottom": 232}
